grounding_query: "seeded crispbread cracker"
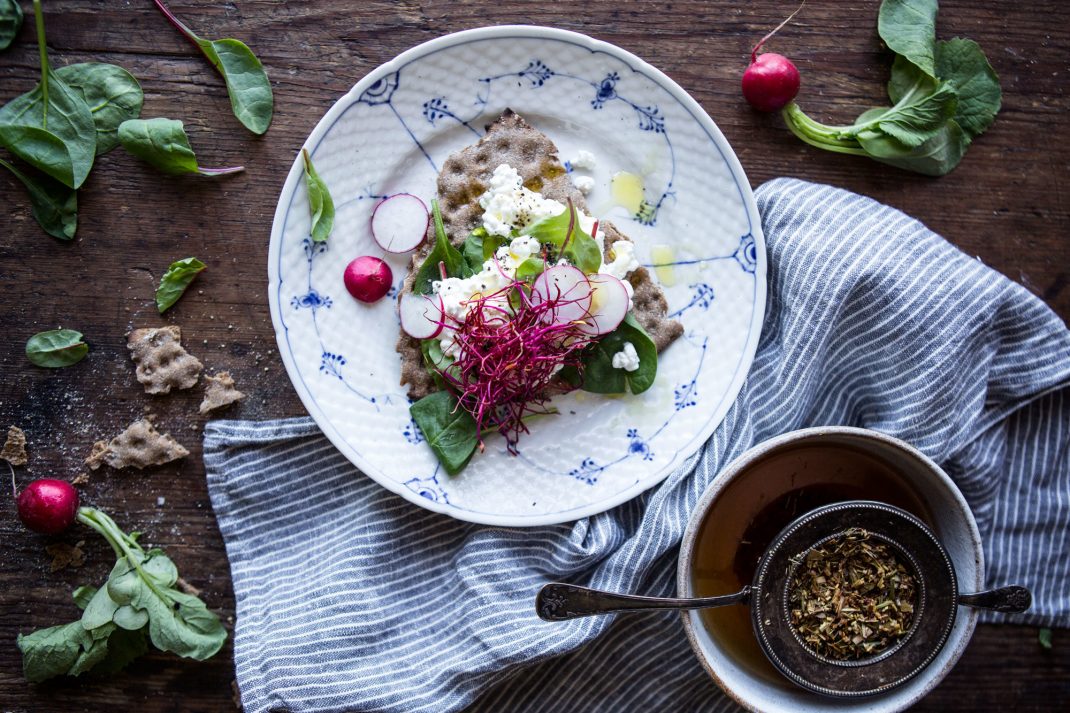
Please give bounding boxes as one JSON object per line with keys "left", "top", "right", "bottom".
{"left": 127, "top": 325, "right": 203, "bottom": 395}
{"left": 85, "top": 418, "right": 188, "bottom": 471}
{"left": 396, "top": 109, "right": 683, "bottom": 400}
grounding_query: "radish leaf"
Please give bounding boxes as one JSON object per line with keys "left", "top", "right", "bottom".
{"left": 935, "top": 38, "right": 1002, "bottom": 139}
{"left": 878, "top": 0, "right": 938, "bottom": 77}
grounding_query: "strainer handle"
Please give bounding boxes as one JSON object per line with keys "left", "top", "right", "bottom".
{"left": 536, "top": 582, "right": 751, "bottom": 621}
{"left": 958, "top": 585, "right": 1032, "bottom": 613}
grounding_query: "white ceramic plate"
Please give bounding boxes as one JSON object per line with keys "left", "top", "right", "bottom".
{"left": 268, "top": 26, "right": 766, "bottom": 526}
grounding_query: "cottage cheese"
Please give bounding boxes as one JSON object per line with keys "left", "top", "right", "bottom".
{"left": 612, "top": 342, "right": 641, "bottom": 372}
{"left": 480, "top": 164, "right": 564, "bottom": 237}
{"left": 570, "top": 149, "right": 597, "bottom": 170}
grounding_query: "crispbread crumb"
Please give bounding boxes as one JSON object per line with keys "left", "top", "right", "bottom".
{"left": 1, "top": 426, "right": 27, "bottom": 466}
{"left": 199, "top": 371, "right": 246, "bottom": 414}
{"left": 128, "top": 325, "right": 202, "bottom": 395}
{"left": 84, "top": 419, "right": 188, "bottom": 471}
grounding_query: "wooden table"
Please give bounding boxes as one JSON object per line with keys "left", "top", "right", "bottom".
{"left": 2, "top": 1, "right": 1067, "bottom": 710}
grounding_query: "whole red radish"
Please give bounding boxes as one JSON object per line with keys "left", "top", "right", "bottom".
{"left": 344, "top": 256, "right": 393, "bottom": 303}
{"left": 742, "top": 2, "right": 805, "bottom": 112}
{"left": 17, "top": 479, "right": 79, "bottom": 535}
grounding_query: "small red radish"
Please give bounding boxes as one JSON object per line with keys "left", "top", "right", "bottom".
{"left": 742, "top": 2, "right": 804, "bottom": 112}
{"left": 344, "top": 256, "right": 393, "bottom": 303}
{"left": 399, "top": 292, "right": 445, "bottom": 339}
{"left": 371, "top": 194, "right": 429, "bottom": 253}
{"left": 531, "top": 265, "right": 593, "bottom": 324}
{"left": 17, "top": 479, "right": 79, "bottom": 535}
{"left": 578, "top": 273, "right": 630, "bottom": 335}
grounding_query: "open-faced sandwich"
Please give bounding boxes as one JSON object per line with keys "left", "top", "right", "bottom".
{"left": 396, "top": 109, "right": 683, "bottom": 474}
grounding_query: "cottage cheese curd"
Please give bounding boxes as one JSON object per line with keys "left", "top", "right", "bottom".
{"left": 612, "top": 342, "right": 641, "bottom": 372}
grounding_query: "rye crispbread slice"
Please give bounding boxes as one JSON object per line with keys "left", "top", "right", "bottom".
{"left": 396, "top": 109, "right": 683, "bottom": 400}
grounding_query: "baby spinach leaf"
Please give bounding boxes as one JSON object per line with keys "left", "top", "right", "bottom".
{"left": 410, "top": 390, "right": 478, "bottom": 475}
{"left": 152, "top": 0, "right": 273, "bottom": 134}
{"left": 522, "top": 203, "right": 601, "bottom": 274}
{"left": 578, "top": 313, "right": 658, "bottom": 395}
{"left": 0, "top": 3, "right": 96, "bottom": 188}
{"left": 25, "top": 328, "right": 88, "bottom": 368}
{"left": 461, "top": 231, "right": 486, "bottom": 276}
{"left": 54, "top": 63, "right": 144, "bottom": 155}
{"left": 877, "top": 0, "right": 938, "bottom": 77}
{"left": 0, "top": 0, "right": 23, "bottom": 51}
{"left": 156, "top": 257, "right": 206, "bottom": 313}
{"left": 301, "top": 149, "right": 334, "bottom": 243}
{"left": 118, "top": 118, "right": 244, "bottom": 176}
{"left": 0, "top": 156, "right": 77, "bottom": 240}
{"left": 414, "top": 200, "right": 464, "bottom": 294}
{"left": 935, "top": 38, "right": 1001, "bottom": 139}
{"left": 515, "top": 257, "right": 545, "bottom": 282}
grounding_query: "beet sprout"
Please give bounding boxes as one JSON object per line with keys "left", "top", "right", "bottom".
{"left": 435, "top": 274, "right": 595, "bottom": 453}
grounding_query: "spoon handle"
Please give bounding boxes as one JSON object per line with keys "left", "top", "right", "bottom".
{"left": 957, "top": 585, "right": 1032, "bottom": 613}
{"left": 536, "top": 583, "right": 750, "bottom": 621}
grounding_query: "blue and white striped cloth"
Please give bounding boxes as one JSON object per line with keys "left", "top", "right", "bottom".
{"left": 205, "top": 179, "right": 1070, "bottom": 713}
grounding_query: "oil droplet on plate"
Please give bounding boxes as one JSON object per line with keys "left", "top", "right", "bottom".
{"left": 611, "top": 171, "right": 644, "bottom": 215}
{"left": 649, "top": 244, "right": 676, "bottom": 286}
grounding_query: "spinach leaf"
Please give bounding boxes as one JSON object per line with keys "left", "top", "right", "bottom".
{"left": 0, "top": 156, "right": 77, "bottom": 239}
{"left": 54, "top": 63, "right": 144, "bottom": 155}
{"left": 25, "top": 328, "right": 88, "bottom": 368}
{"left": 301, "top": 149, "right": 334, "bottom": 243}
{"left": 152, "top": 0, "right": 273, "bottom": 135}
{"left": 578, "top": 313, "right": 658, "bottom": 395}
{"left": 118, "top": 118, "right": 244, "bottom": 176}
{"left": 461, "top": 230, "right": 486, "bottom": 277}
{"left": 877, "top": 0, "right": 938, "bottom": 77}
{"left": 420, "top": 338, "right": 454, "bottom": 389}
{"left": 410, "top": 390, "right": 478, "bottom": 475}
{"left": 413, "top": 200, "right": 464, "bottom": 294}
{"left": 156, "top": 257, "right": 206, "bottom": 313}
{"left": 0, "top": 4, "right": 96, "bottom": 189}
{"left": 0, "top": 0, "right": 22, "bottom": 51}
{"left": 935, "top": 38, "right": 1001, "bottom": 139}
{"left": 515, "top": 257, "right": 545, "bottom": 282}
{"left": 521, "top": 202, "right": 601, "bottom": 274}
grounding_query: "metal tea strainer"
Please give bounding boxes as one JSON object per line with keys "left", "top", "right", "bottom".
{"left": 536, "top": 500, "right": 1031, "bottom": 698}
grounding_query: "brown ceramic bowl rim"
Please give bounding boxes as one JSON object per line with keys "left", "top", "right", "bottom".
{"left": 677, "top": 426, "right": 984, "bottom": 712}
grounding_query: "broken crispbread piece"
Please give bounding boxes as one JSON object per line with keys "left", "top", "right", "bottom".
{"left": 1, "top": 425, "right": 28, "bottom": 466}
{"left": 84, "top": 418, "right": 189, "bottom": 471}
{"left": 199, "top": 371, "right": 245, "bottom": 414}
{"left": 128, "top": 325, "right": 203, "bottom": 395}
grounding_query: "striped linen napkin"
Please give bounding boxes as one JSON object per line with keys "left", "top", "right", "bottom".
{"left": 205, "top": 178, "right": 1070, "bottom": 713}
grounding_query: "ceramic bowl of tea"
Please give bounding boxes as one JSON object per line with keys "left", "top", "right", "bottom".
{"left": 677, "top": 426, "right": 984, "bottom": 713}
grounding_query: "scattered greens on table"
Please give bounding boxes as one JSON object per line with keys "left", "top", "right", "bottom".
{"left": 156, "top": 257, "right": 207, "bottom": 313}
{"left": 55, "top": 62, "right": 144, "bottom": 155}
{"left": 0, "top": 0, "right": 23, "bottom": 52}
{"left": 1, "top": 156, "right": 77, "bottom": 239}
{"left": 25, "top": 328, "right": 88, "bottom": 368}
{"left": 152, "top": 0, "right": 273, "bottom": 135}
{"left": 408, "top": 202, "right": 659, "bottom": 475}
{"left": 781, "top": 0, "right": 1001, "bottom": 176}
{"left": 302, "top": 149, "right": 335, "bottom": 243}
{"left": 17, "top": 508, "right": 227, "bottom": 683}
{"left": 118, "top": 118, "right": 243, "bottom": 176}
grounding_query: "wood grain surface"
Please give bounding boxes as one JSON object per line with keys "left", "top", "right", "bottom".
{"left": 1, "top": 1, "right": 1067, "bottom": 711}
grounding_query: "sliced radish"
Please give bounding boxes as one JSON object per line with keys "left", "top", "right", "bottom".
{"left": 399, "top": 291, "right": 445, "bottom": 339}
{"left": 372, "top": 194, "right": 429, "bottom": 253}
{"left": 578, "top": 273, "right": 630, "bottom": 335}
{"left": 531, "top": 265, "right": 592, "bottom": 324}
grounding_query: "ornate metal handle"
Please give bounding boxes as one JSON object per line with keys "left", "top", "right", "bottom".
{"left": 958, "top": 585, "right": 1032, "bottom": 613}
{"left": 535, "top": 583, "right": 751, "bottom": 622}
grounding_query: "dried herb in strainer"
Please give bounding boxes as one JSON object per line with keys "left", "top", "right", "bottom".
{"left": 788, "top": 528, "right": 917, "bottom": 660}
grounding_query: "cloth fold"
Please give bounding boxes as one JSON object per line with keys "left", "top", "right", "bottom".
{"left": 205, "top": 179, "right": 1070, "bottom": 713}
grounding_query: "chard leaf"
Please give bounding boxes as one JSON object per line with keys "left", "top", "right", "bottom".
{"left": 54, "top": 62, "right": 144, "bottom": 155}
{"left": 156, "top": 257, "right": 206, "bottom": 313}
{"left": 870, "top": 80, "right": 958, "bottom": 148}
{"left": 410, "top": 390, "right": 478, "bottom": 475}
{"left": 25, "top": 328, "right": 88, "bottom": 368}
{"left": 414, "top": 200, "right": 465, "bottom": 294}
{"left": 578, "top": 312, "right": 658, "bottom": 395}
{"left": 878, "top": 0, "right": 938, "bottom": 77}
{"left": 935, "top": 38, "right": 1001, "bottom": 139}
{"left": 301, "top": 149, "right": 334, "bottom": 243}
{"left": 118, "top": 118, "right": 243, "bottom": 176}
{"left": 153, "top": 0, "right": 273, "bottom": 134}
{"left": 0, "top": 156, "right": 78, "bottom": 240}
{"left": 0, "top": 0, "right": 22, "bottom": 51}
